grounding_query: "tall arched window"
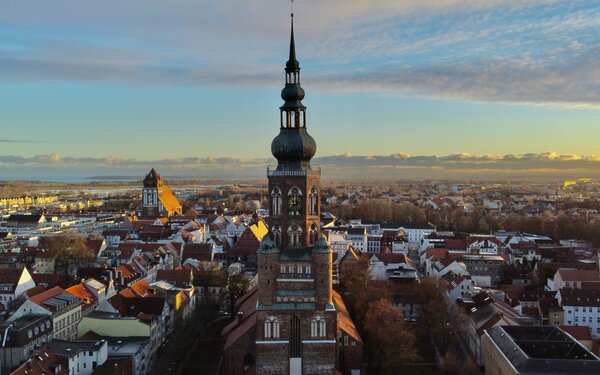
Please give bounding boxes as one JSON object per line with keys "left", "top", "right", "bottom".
{"left": 309, "top": 223, "right": 318, "bottom": 245}
{"left": 288, "top": 225, "right": 303, "bottom": 247}
{"left": 311, "top": 315, "right": 326, "bottom": 338}
{"left": 271, "top": 187, "right": 282, "bottom": 216}
{"left": 308, "top": 187, "right": 318, "bottom": 215}
{"left": 272, "top": 225, "right": 281, "bottom": 247}
{"left": 264, "top": 316, "right": 280, "bottom": 339}
{"left": 287, "top": 187, "right": 303, "bottom": 216}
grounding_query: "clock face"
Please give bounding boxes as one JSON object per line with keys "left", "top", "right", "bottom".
{"left": 288, "top": 195, "right": 302, "bottom": 213}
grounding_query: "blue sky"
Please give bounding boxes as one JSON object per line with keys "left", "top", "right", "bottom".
{"left": 1, "top": 0, "right": 599, "bottom": 179}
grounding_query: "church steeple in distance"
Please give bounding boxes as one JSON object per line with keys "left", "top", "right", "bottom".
{"left": 271, "top": 10, "right": 317, "bottom": 171}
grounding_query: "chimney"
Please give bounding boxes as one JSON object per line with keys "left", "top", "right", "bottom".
{"left": 237, "top": 311, "right": 244, "bottom": 324}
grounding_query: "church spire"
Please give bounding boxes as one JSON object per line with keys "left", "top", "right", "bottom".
{"left": 271, "top": 8, "right": 317, "bottom": 170}
{"left": 287, "top": 13, "right": 298, "bottom": 69}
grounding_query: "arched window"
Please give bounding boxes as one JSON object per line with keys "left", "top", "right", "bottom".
{"left": 272, "top": 225, "right": 281, "bottom": 247}
{"left": 264, "top": 316, "right": 280, "bottom": 339}
{"left": 288, "top": 225, "right": 303, "bottom": 247}
{"left": 309, "top": 223, "right": 318, "bottom": 245}
{"left": 271, "top": 187, "right": 282, "bottom": 216}
{"left": 308, "top": 187, "right": 318, "bottom": 215}
{"left": 311, "top": 315, "right": 326, "bottom": 338}
{"left": 287, "top": 187, "right": 303, "bottom": 216}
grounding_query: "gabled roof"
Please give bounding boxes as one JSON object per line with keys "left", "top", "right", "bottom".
{"left": 333, "top": 289, "right": 362, "bottom": 344}
{"left": 369, "top": 253, "right": 411, "bottom": 265}
{"left": 182, "top": 243, "right": 214, "bottom": 262}
{"left": 0, "top": 267, "right": 27, "bottom": 288}
{"left": 556, "top": 269, "right": 600, "bottom": 283}
{"left": 30, "top": 286, "right": 82, "bottom": 312}
{"left": 229, "top": 222, "right": 268, "bottom": 257}
{"left": 9, "top": 348, "right": 67, "bottom": 375}
{"left": 156, "top": 269, "right": 192, "bottom": 288}
{"left": 66, "top": 284, "right": 97, "bottom": 306}
{"left": 559, "top": 288, "right": 600, "bottom": 307}
{"left": 222, "top": 288, "right": 259, "bottom": 350}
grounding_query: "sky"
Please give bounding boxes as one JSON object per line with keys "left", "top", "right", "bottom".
{"left": 1, "top": 0, "right": 599, "bottom": 180}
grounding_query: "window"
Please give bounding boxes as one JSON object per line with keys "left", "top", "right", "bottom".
{"left": 288, "top": 225, "right": 303, "bottom": 247}
{"left": 308, "top": 187, "right": 318, "bottom": 215}
{"left": 309, "top": 223, "right": 318, "bottom": 245}
{"left": 264, "top": 316, "right": 280, "bottom": 339}
{"left": 271, "top": 187, "right": 282, "bottom": 216}
{"left": 272, "top": 225, "right": 282, "bottom": 247}
{"left": 287, "top": 187, "right": 303, "bottom": 216}
{"left": 305, "top": 265, "right": 311, "bottom": 274}
{"left": 311, "top": 315, "right": 326, "bottom": 338}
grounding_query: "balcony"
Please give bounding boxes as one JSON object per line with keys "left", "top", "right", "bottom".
{"left": 267, "top": 166, "right": 321, "bottom": 178}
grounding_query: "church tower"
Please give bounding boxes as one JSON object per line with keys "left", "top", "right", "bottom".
{"left": 255, "top": 11, "right": 336, "bottom": 375}
{"left": 140, "top": 168, "right": 182, "bottom": 217}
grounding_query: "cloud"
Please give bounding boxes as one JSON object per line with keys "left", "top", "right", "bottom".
{"left": 2, "top": 152, "right": 600, "bottom": 180}
{"left": 0, "top": 1, "right": 598, "bottom": 106}
{"left": 0, "top": 139, "right": 42, "bottom": 144}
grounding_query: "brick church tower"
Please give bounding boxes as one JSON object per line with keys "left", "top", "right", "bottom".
{"left": 255, "top": 12, "right": 336, "bottom": 375}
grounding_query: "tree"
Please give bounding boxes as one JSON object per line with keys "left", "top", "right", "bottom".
{"left": 193, "top": 262, "right": 227, "bottom": 305}
{"left": 416, "top": 277, "right": 467, "bottom": 354}
{"left": 45, "top": 232, "right": 96, "bottom": 279}
{"left": 364, "top": 299, "right": 420, "bottom": 374}
{"left": 226, "top": 272, "right": 251, "bottom": 315}
{"left": 340, "top": 256, "right": 391, "bottom": 325}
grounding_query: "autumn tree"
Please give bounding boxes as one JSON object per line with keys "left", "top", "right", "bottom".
{"left": 193, "top": 261, "right": 227, "bottom": 305}
{"left": 340, "top": 256, "right": 391, "bottom": 325}
{"left": 45, "top": 232, "right": 96, "bottom": 279}
{"left": 416, "top": 277, "right": 467, "bottom": 354}
{"left": 364, "top": 299, "right": 420, "bottom": 374}
{"left": 226, "top": 272, "right": 251, "bottom": 315}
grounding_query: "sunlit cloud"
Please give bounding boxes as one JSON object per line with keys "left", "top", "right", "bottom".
{"left": 2, "top": 152, "right": 600, "bottom": 180}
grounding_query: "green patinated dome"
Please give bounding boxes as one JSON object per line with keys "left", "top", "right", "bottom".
{"left": 312, "top": 235, "right": 330, "bottom": 253}
{"left": 258, "top": 235, "right": 279, "bottom": 254}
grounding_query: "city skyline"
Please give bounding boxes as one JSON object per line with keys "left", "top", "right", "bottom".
{"left": 1, "top": 0, "right": 599, "bottom": 178}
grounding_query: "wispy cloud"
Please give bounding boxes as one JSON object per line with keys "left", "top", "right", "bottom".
{"left": 0, "top": 1, "right": 598, "bottom": 106}
{"left": 0, "top": 139, "right": 43, "bottom": 143}
{"left": 2, "top": 152, "right": 600, "bottom": 180}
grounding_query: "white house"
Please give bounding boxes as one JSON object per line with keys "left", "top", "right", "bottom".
{"left": 47, "top": 338, "right": 108, "bottom": 375}
{"left": 0, "top": 267, "right": 36, "bottom": 307}
{"left": 557, "top": 288, "right": 600, "bottom": 336}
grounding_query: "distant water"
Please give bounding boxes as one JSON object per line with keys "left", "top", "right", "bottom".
{"left": 1, "top": 176, "right": 138, "bottom": 183}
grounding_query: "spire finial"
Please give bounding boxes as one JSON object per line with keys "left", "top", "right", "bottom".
{"left": 287, "top": 0, "right": 298, "bottom": 68}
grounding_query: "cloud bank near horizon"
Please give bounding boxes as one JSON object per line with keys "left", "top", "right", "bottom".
{"left": 2, "top": 152, "right": 600, "bottom": 180}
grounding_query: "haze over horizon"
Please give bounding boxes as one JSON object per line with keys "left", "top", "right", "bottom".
{"left": 1, "top": 1, "right": 599, "bottom": 179}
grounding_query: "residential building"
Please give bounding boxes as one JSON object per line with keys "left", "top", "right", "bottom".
{"left": 549, "top": 269, "right": 600, "bottom": 291}
{"left": 11, "top": 287, "right": 83, "bottom": 340}
{"left": 46, "top": 339, "right": 108, "bottom": 375}
{"left": 556, "top": 288, "right": 600, "bottom": 336}
{"left": 0, "top": 267, "right": 36, "bottom": 308}
{"left": 482, "top": 325, "right": 600, "bottom": 374}
{"left": 9, "top": 347, "right": 68, "bottom": 375}
{"left": 0, "top": 315, "right": 53, "bottom": 370}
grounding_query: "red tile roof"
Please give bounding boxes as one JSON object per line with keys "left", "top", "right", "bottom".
{"left": 10, "top": 348, "right": 68, "bottom": 375}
